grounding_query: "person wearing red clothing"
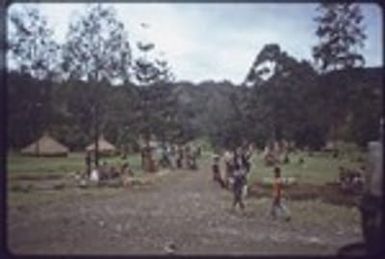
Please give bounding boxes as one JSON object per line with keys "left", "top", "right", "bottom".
{"left": 270, "top": 166, "right": 291, "bottom": 221}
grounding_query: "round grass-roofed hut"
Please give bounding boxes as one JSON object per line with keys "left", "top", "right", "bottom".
{"left": 21, "top": 133, "right": 69, "bottom": 157}
{"left": 86, "top": 135, "right": 117, "bottom": 156}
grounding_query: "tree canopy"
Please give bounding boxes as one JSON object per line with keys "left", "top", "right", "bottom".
{"left": 6, "top": 4, "right": 382, "bottom": 153}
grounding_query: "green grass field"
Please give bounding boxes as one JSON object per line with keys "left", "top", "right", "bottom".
{"left": 6, "top": 152, "right": 144, "bottom": 207}
{"left": 6, "top": 147, "right": 366, "bottom": 212}
{"left": 248, "top": 150, "right": 365, "bottom": 185}
{"left": 7, "top": 147, "right": 365, "bottom": 184}
{"left": 7, "top": 152, "right": 143, "bottom": 176}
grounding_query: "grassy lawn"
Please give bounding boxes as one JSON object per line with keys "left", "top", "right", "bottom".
{"left": 7, "top": 152, "right": 143, "bottom": 176}
{"left": 248, "top": 150, "right": 365, "bottom": 185}
{"left": 6, "top": 152, "right": 163, "bottom": 207}
{"left": 6, "top": 147, "right": 365, "bottom": 209}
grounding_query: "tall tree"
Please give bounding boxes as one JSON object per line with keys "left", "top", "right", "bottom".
{"left": 62, "top": 4, "right": 132, "bottom": 166}
{"left": 312, "top": 3, "right": 367, "bottom": 145}
{"left": 312, "top": 3, "right": 366, "bottom": 72}
{"left": 132, "top": 37, "right": 178, "bottom": 171}
{"left": 7, "top": 5, "right": 60, "bottom": 136}
{"left": 133, "top": 33, "right": 178, "bottom": 142}
{"left": 243, "top": 44, "right": 325, "bottom": 148}
{"left": 7, "top": 5, "right": 59, "bottom": 80}
{"left": 134, "top": 57, "right": 178, "bottom": 143}
{"left": 62, "top": 4, "right": 132, "bottom": 83}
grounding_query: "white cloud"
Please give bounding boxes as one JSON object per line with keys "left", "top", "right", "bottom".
{"left": 8, "top": 3, "right": 383, "bottom": 83}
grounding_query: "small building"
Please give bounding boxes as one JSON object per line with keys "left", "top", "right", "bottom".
{"left": 86, "top": 135, "right": 117, "bottom": 156}
{"left": 21, "top": 133, "right": 69, "bottom": 157}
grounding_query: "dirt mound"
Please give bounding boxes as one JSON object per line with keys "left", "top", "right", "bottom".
{"left": 249, "top": 183, "right": 361, "bottom": 207}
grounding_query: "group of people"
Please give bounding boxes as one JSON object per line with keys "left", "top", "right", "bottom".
{"left": 157, "top": 144, "right": 201, "bottom": 170}
{"left": 212, "top": 146, "right": 252, "bottom": 211}
{"left": 83, "top": 143, "right": 202, "bottom": 184}
{"left": 212, "top": 145, "right": 291, "bottom": 221}
{"left": 85, "top": 151, "right": 134, "bottom": 184}
{"left": 338, "top": 166, "right": 365, "bottom": 193}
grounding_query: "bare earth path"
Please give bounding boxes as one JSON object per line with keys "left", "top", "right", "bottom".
{"left": 8, "top": 161, "right": 362, "bottom": 255}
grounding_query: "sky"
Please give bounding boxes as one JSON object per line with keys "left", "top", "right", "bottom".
{"left": 7, "top": 3, "right": 383, "bottom": 84}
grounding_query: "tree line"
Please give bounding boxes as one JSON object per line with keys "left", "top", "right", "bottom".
{"left": 6, "top": 3, "right": 382, "bottom": 153}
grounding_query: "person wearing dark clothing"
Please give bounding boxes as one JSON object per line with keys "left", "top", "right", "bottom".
{"left": 197, "top": 146, "right": 202, "bottom": 158}
{"left": 212, "top": 155, "right": 225, "bottom": 188}
{"left": 232, "top": 168, "right": 246, "bottom": 211}
{"left": 99, "top": 161, "right": 108, "bottom": 180}
{"left": 85, "top": 151, "right": 92, "bottom": 178}
{"left": 232, "top": 150, "right": 246, "bottom": 210}
{"left": 239, "top": 148, "right": 252, "bottom": 197}
{"left": 190, "top": 154, "right": 197, "bottom": 170}
{"left": 224, "top": 150, "right": 234, "bottom": 189}
{"left": 160, "top": 145, "right": 171, "bottom": 168}
{"left": 190, "top": 146, "right": 199, "bottom": 170}
{"left": 212, "top": 155, "right": 220, "bottom": 180}
{"left": 243, "top": 149, "right": 252, "bottom": 173}
{"left": 176, "top": 146, "right": 184, "bottom": 169}
{"left": 185, "top": 145, "right": 195, "bottom": 170}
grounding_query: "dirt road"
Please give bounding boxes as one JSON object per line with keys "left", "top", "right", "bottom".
{"left": 7, "top": 162, "right": 362, "bottom": 255}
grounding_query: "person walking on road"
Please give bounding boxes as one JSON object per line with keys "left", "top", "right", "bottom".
{"left": 270, "top": 166, "right": 291, "bottom": 221}
{"left": 232, "top": 150, "right": 246, "bottom": 211}
{"left": 224, "top": 150, "right": 234, "bottom": 189}
{"left": 212, "top": 154, "right": 225, "bottom": 188}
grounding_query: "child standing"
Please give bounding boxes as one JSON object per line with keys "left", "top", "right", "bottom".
{"left": 232, "top": 150, "right": 246, "bottom": 211}
{"left": 224, "top": 150, "right": 234, "bottom": 189}
{"left": 176, "top": 145, "right": 184, "bottom": 169}
{"left": 241, "top": 148, "right": 252, "bottom": 198}
{"left": 85, "top": 151, "right": 92, "bottom": 178}
{"left": 270, "top": 167, "right": 291, "bottom": 221}
{"left": 212, "top": 155, "right": 225, "bottom": 187}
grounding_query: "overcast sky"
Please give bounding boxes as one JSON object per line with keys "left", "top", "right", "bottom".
{"left": 8, "top": 3, "right": 383, "bottom": 84}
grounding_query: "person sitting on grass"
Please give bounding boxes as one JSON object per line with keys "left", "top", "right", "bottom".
{"left": 121, "top": 162, "right": 134, "bottom": 176}
{"left": 109, "top": 165, "right": 119, "bottom": 179}
{"left": 90, "top": 166, "right": 100, "bottom": 183}
{"left": 97, "top": 161, "right": 108, "bottom": 181}
{"left": 121, "top": 162, "right": 134, "bottom": 187}
{"left": 270, "top": 166, "right": 291, "bottom": 221}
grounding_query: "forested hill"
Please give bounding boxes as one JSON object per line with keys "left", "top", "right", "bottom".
{"left": 7, "top": 66, "right": 383, "bottom": 151}
{"left": 170, "top": 67, "right": 382, "bottom": 149}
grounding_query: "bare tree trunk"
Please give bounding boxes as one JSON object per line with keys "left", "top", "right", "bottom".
{"left": 94, "top": 102, "right": 100, "bottom": 168}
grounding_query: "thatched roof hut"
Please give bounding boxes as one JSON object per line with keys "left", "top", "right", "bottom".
{"left": 21, "top": 133, "right": 69, "bottom": 157}
{"left": 86, "top": 135, "right": 117, "bottom": 156}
